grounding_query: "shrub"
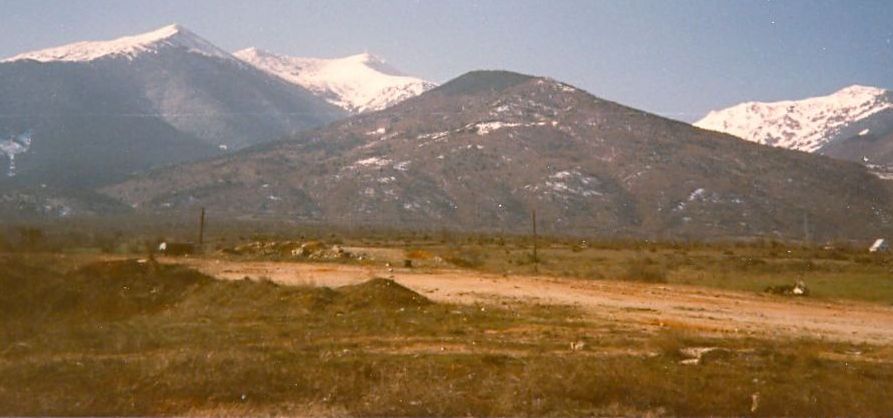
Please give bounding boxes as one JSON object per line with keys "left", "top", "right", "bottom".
{"left": 444, "top": 246, "right": 487, "bottom": 268}
{"left": 621, "top": 258, "right": 668, "bottom": 283}
{"left": 405, "top": 249, "right": 434, "bottom": 260}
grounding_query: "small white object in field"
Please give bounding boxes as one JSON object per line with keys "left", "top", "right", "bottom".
{"left": 869, "top": 238, "right": 888, "bottom": 253}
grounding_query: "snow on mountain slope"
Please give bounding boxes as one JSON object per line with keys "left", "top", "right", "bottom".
{"left": 234, "top": 48, "right": 435, "bottom": 113}
{"left": 0, "top": 131, "right": 32, "bottom": 177}
{"left": 2, "top": 24, "right": 235, "bottom": 63}
{"left": 102, "top": 70, "right": 893, "bottom": 239}
{"left": 0, "top": 24, "right": 343, "bottom": 190}
{"left": 695, "top": 85, "right": 892, "bottom": 152}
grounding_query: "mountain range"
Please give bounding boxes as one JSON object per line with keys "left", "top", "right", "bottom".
{"left": 102, "top": 71, "right": 893, "bottom": 240}
{"left": 3, "top": 24, "right": 892, "bottom": 240}
{"left": 0, "top": 24, "right": 435, "bottom": 190}
{"left": 234, "top": 48, "right": 436, "bottom": 113}
{"left": 0, "top": 24, "right": 346, "bottom": 189}
{"left": 695, "top": 85, "right": 893, "bottom": 166}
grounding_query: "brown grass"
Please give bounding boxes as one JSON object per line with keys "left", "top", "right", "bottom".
{"left": 404, "top": 248, "right": 434, "bottom": 260}
{"left": 2, "top": 255, "right": 893, "bottom": 416}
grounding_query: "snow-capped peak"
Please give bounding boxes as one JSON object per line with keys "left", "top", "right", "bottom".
{"left": 234, "top": 48, "right": 436, "bottom": 113}
{"left": 694, "top": 84, "right": 892, "bottom": 153}
{"left": 2, "top": 24, "right": 234, "bottom": 63}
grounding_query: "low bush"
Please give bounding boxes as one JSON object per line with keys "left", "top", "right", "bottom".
{"left": 621, "top": 258, "right": 668, "bottom": 283}
{"left": 444, "top": 246, "right": 488, "bottom": 268}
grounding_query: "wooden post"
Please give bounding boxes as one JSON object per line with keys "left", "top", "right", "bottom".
{"left": 198, "top": 207, "right": 205, "bottom": 245}
{"left": 803, "top": 212, "right": 810, "bottom": 244}
{"left": 532, "top": 209, "right": 538, "bottom": 272}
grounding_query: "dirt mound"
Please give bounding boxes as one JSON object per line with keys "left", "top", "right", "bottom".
{"left": 0, "top": 257, "right": 52, "bottom": 283}
{"left": 68, "top": 259, "right": 212, "bottom": 318}
{"left": 0, "top": 258, "right": 63, "bottom": 319}
{"left": 337, "top": 278, "right": 432, "bottom": 310}
{"left": 221, "top": 240, "right": 363, "bottom": 261}
{"left": 2, "top": 259, "right": 211, "bottom": 322}
{"left": 222, "top": 240, "right": 304, "bottom": 256}
{"left": 171, "top": 277, "right": 431, "bottom": 319}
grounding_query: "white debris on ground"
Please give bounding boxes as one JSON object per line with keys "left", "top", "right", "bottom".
{"left": 679, "top": 347, "right": 723, "bottom": 365}
{"left": 869, "top": 238, "right": 888, "bottom": 253}
{"left": 764, "top": 280, "right": 810, "bottom": 296}
{"left": 222, "top": 240, "right": 367, "bottom": 261}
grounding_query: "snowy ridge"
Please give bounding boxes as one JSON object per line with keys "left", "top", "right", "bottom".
{"left": 2, "top": 24, "right": 235, "bottom": 63}
{"left": 694, "top": 85, "right": 892, "bottom": 152}
{"left": 234, "top": 48, "right": 435, "bottom": 113}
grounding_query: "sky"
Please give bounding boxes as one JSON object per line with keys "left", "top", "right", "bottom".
{"left": 1, "top": 0, "right": 891, "bottom": 122}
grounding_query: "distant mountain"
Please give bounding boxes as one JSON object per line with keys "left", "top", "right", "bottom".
{"left": 234, "top": 48, "right": 436, "bottom": 113}
{"left": 0, "top": 24, "right": 344, "bottom": 189}
{"left": 3, "top": 24, "right": 234, "bottom": 63}
{"left": 102, "top": 71, "right": 893, "bottom": 240}
{"left": 694, "top": 85, "right": 893, "bottom": 165}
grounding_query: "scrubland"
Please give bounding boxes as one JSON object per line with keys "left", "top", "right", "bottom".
{"left": 2, "top": 226, "right": 893, "bottom": 416}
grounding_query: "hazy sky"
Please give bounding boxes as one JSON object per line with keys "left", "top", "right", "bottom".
{"left": 2, "top": 0, "right": 891, "bottom": 121}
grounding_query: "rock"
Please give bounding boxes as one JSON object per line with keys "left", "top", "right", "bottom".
{"left": 765, "top": 280, "right": 809, "bottom": 297}
{"left": 792, "top": 280, "right": 808, "bottom": 295}
{"left": 679, "top": 346, "right": 730, "bottom": 365}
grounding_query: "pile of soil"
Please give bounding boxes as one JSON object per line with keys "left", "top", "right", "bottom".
{"left": 336, "top": 278, "right": 432, "bottom": 310}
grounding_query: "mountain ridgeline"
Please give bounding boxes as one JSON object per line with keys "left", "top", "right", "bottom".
{"left": 695, "top": 86, "right": 893, "bottom": 166}
{"left": 103, "top": 71, "right": 893, "bottom": 240}
{"left": 0, "top": 25, "right": 344, "bottom": 189}
{"left": 234, "top": 48, "right": 436, "bottom": 113}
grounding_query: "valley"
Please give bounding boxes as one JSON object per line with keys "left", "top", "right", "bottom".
{"left": 2, "top": 10, "right": 893, "bottom": 416}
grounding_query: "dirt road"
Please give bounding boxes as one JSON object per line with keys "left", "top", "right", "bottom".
{"left": 175, "top": 257, "right": 893, "bottom": 344}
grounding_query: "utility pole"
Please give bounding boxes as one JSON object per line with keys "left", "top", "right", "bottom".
{"left": 803, "top": 212, "right": 810, "bottom": 244}
{"left": 198, "top": 207, "right": 205, "bottom": 245}
{"left": 532, "top": 209, "right": 538, "bottom": 273}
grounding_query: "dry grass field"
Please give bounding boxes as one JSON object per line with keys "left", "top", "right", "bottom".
{"left": 2, "top": 232, "right": 893, "bottom": 416}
